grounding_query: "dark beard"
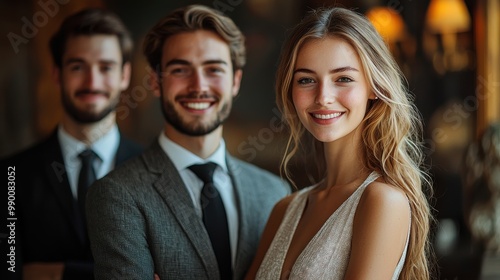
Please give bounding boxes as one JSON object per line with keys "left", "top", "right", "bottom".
{"left": 159, "top": 89, "right": 232, "bottom": 136}
{"left": 61, "top": 90, "right": 119, "bottom": 124}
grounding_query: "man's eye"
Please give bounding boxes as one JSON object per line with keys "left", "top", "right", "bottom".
{"left": 207, "top": 67, "right": 224, "bottom": 74}
{"left": 69, "top": 65, "right": 84, "bottom": 71}
{"left": 171, "top": 68, "right": 189, "bottom": 75}
{"left": 101, "top": 66, "right": 113, "bottom": 72}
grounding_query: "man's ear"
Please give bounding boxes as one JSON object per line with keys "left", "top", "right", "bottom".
{"left": 150, "top": 68, "right": 161, "bottom": 97}
{"left": 232, "top": 69, "right": 243, "bottom": 97}
{"left": 120, "top": 62, "right": 132, "bottom": 91}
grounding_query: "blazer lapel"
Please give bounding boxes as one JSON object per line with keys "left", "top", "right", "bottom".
{"left": 227, "top": 155, "right": 259, "bottom": 280}
{"left": 143, "top": 142, "right": 220, "bottom": 279}
{"left": 42, "top": 132, "right": 85, "bottom": 243}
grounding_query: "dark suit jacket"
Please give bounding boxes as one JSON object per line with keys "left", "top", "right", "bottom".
{"left": 1, "top": 130, "right": 142, "bottom": 280}
{"left": 86, "top": 141, "right": 290, "bottom": 280}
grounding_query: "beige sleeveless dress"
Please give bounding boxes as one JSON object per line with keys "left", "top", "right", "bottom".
{"left": 255, "top": 172, "right": 409, "bottom": 280}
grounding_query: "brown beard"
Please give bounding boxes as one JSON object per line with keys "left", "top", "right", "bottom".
{"left": 159, "top": 89, "right": 232, "bottom": 136}
{"left": 61, "top": 89, "right": 119, "bottom": 124}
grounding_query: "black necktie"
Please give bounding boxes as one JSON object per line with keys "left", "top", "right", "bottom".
{"left": 189, "top": 163, "right": 232, "bottom": 279}
{"left": 78, "top": 149, "right": 97, "bottom": 222}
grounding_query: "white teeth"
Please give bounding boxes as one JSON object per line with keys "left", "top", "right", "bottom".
{"left": 313, "top": 112, "right": 342, "bottom": 119}
{"left": 185, "top": 102, "right": 211, "bottom": 110}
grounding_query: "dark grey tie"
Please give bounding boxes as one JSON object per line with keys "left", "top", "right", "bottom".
{"left": 78, "top": 149, "right": 97, "bottom": 223}
{"left": 189, "top": 162, "right": 232, "bottom": 280}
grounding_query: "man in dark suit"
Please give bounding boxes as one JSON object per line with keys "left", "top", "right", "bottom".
{"left": 2, "top": 9, "right": 142, "bottom": 280}
{"left": 86, "top": 4, "right": 290, "bottom": 280}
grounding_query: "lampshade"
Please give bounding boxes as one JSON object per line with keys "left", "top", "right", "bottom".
{"left": 366, "top": 7, "right": 405, "bottom": 43}
{"left": 426, "top": 0, "right": 471, "bottom": 33}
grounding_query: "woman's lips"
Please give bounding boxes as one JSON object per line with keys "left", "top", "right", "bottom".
{"left": 309, "top": 110, "right": 344, "bottom": 124}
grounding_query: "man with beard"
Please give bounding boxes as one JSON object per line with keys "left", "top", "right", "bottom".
{"left": 2, "top": 9, "right": 142, "bottom": 280}
{"left": 86, "top": 5, "right": 290, "bottom": 280}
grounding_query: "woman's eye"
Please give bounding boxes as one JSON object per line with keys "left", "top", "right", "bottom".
{"left": 337, "top": 77, "right": 353, "bottom": 83}
{"left": 297, "top": 78, "right": 315, "bottom": 84}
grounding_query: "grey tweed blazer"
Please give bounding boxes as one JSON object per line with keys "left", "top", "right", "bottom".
{"left": 86, "top": 141, "right": 289, "bottom": 280}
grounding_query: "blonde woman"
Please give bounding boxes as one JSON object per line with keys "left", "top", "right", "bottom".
{"left": 246, "top": 7, "right": 434, "bottom": 280}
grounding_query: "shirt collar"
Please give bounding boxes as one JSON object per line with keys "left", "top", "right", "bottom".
{"left": 58, "top": 124, "right": 120, "bottom": 163}
{"left": 158, "top": 132, "right": 228, "bottom": 172}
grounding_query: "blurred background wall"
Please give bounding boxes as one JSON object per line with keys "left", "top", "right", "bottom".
{"left": 1, "top": 0, "right": 499, "bottom": 278}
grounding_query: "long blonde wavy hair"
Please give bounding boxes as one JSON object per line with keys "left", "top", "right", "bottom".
{"left": 276, "top": 7, "right": 434, "bottom": 280}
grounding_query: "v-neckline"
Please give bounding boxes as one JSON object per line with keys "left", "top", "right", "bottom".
{"left": 279, "top": 171, "right": 379, "bottom": 279}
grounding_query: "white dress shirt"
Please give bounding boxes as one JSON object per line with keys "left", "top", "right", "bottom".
{"left": 158, "top": 133, "right": 239, "bottom": 266}
{"left": 58, "top": 124, "right": 120, "bottom": 199}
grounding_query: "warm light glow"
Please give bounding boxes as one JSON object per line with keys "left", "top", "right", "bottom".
{"left": 366, "top": 7, "right": 405, "bottom": 43}
{"left": 426, "top": 0, "right": 471, "bottom": 33}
